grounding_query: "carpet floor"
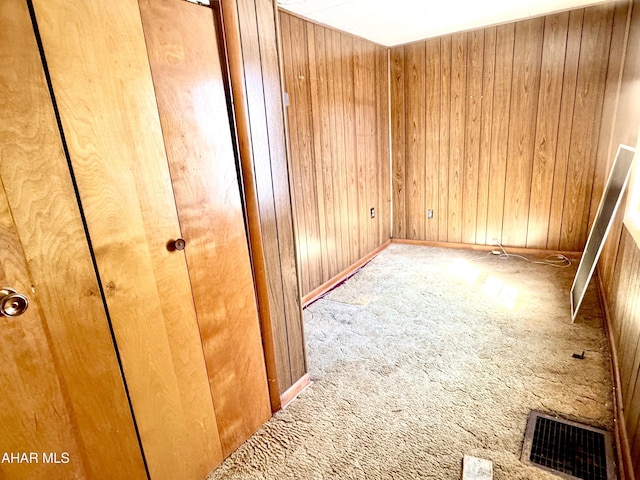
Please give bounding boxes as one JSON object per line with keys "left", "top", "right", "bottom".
{"left": 209, "top": 243, "right": 615, "bottom": 479}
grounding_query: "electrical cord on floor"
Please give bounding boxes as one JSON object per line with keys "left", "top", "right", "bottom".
{"left": 469, "top": 241, "right": 572, "bottom": 268}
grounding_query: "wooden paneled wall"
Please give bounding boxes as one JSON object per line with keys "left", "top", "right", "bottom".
{"left": 598, "top": 1, "right": 640, "bottom": 477}
{"left": 224, "top": 0, "right": 306, "bottom": 395}
{"left": 279, "top": 12, "right": 391, "bottom": 297}
{"left": 391, "top": 3, "right": 623, "bottom": 252}
{"left": 604, "top": 227, "right": 640, "bottom": 477}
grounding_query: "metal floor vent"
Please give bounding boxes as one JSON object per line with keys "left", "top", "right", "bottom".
{"left": 521, "top": 411, "right": 615, "bottom": 480}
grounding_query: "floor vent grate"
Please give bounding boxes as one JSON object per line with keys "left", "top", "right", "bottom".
{"left": 521, "top": 411, "right": 615, "bottom": 480}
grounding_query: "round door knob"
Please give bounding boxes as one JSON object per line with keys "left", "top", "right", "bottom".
{"left": 0, "top": 287, "right": 29, "bottom": 317}
{"left": 167, "top": 238, "right": 186, "bottom": 251}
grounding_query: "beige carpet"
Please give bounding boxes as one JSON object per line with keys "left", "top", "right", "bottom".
{"left": 209, "top": 243, "right": 615, "bottom": 479}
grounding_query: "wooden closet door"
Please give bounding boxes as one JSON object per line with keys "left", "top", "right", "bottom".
{"left": 0, "top": 1, "right": 147, "bottom": 479}
{"left": 30, "top": 0, "right": 225, "bottom": 478}
{"left": 138, "top": 0, "right": 271, "bottom": 456}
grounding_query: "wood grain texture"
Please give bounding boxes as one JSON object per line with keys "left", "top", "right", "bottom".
{"left": 590, "top": 1, "right": 632, "bottom": 242}
{"left": 218, "top": 0, "right": 284, "bottom": 410}
{"left": 560, "top": 4, "right": 614, "bottom": 251}
{"left": 280, "top": 12, "right": 390, "bottom": 296}
{"left": 547, "top": 9, "right": 584, "bottom": 251}
{"left": 486, "top": 23, "right": 515, "bottom": 245}
{"left": 598, "top": 0, "right": 638, "bottom": 292}
{"left": 425, "top": 39, "right": 440, "bottom": 242}
{"left": 391, "top": 46, "right": 406, "bottom": 239}
{"left": 596, "top": 2, "right": 640, "bottom": 478}
{"left": 364, "top": 42, "right": 380, "bottom": 252}
{"left": 281, "top": 14, "right": 311, "bottom": 295}
{"left": 0, "top": 179, "right": 84, "bottom": 480}
{"left": 502, "top": 18, "right": 544, "bottom": 247}
{"left": 439, "top": 37, "right": 452, "bottom": 242}
{"left": 32, "top": 1, "right": 224, "bottom": 478}
{"left": 448, "top": 33, "right": 467, "bottom": 243}
{"left": 377, "top": 45, "right": 392, "bottom": 246}
{"left": 405, "top": 42, "right": 426, "bottom": 240}
{"left": 526, "top": 12, "right": 569, "bottom": 249}
{"left": 232, "top": 0, "right": 307, "bottom": 393}
{"left": 139, "top": 0, "right": 270, "bottom": 457}
{"left": 354, "top": 38, "right": 368, "bottom": 254}
{"left": 256, "top": 0, "right": 307, "bottom": 389}
{"left": 603, "top": 228, "right": 640, "bottom": 478}
{"left": 0, "top": 3, "right": 148, "bottom": 479}
{"left": 250, "top": 0, "right": 293, "bottom": 400}
{"left": 475, "top": 27, "right": 496, "bottom": 245}
{"left": 462, "top": 30, "right": 483, "bottom": 245}
{"left": 329, "top": 28, "right": 351, "bottom": 279}
{"left": 311, "top": 23, "right": 339, "bottom": 280}
{"left": 391, "top": 4, "right": 618, "bottom": 251}
{"left": 342, "top": 34, "right": 359, "bottom": 265}
{"left": 307, "top": 24, "right": 330, "bottom": 282}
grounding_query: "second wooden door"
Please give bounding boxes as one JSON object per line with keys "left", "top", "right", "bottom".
{"left": 138, "top": 0, "right": 271, "bottom": 456}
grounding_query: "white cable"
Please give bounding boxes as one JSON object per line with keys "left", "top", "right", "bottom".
{"left": 493, "top": 241, "right": 572, "bottom": 268}
{"left": 467, "top": 241, "right": 572, "bottom": 268}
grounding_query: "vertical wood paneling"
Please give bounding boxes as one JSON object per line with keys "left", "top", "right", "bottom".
{"left": 597, "top": 0, "right": 635, "bottom": 291}
{"left": 292, "top": 16, "right": 323, "bottom": 290}
{"left": 425, "top": 39, "right": 440, "bottom": 241}
{"left": 462, "top": 30, "right": 483, "bottom": 244}
{"left": 391, "top": 3, "right": 617, "bottom": 251}
{"left": 486, "top": 23, "right": 515, "bottom": 244}
{"left": 365, "top": 42, "right": 379, "bottom": 253}
{"left": 234, "top": 0, "right": 307, "bottom": 393}
{"left": 526, "top": 13, "right": 569, "bottom": 249}
{"left": 405, "top": 42, "right": 426, "bottom": 239}
{"left": 439, "top": 37, "right": 452, "bottom": 242}
{"left": 280, "top": 12, "right": 390, "bottom": 296}
{"left": 547, "top": 9, "right": 583, "bottom": 250}
{"left": 560, "top": 5, "right": 614, "bottom": 251}
{"left": 355, "top": 38, "right": 368, "bottom": 255}
{"left": 377, "top": 45, "right": 391, "bottom": 245}
{"left": 329, "top": 29, "right": 350, "bottom": 273}
{"left": 594, "top": 3, "right": 640, "bottom": 477}
{"left": 307, "top": 24, "right": 330, "bottom": 283}
{"left": 448, "top": 33, "right": 467, "bottom": 243}
{"left": 219, "top": 0, "right": 308, "bottom": 403}
{"left": 341, "top": 34, "right": 359, "bottom": 266}
{"left": 621, "top": 247, "right": 640, "bottom": 404}
{"left": 475, "top": 27, "right": 496, "bottom": 245}
{"left": 501, "top": 18, "right": 544, "bottom": 247}
{"left": 604, "top": 228, "right": 640, "bottom": 478}
{"left": 313, "top": 24, "right": 339, "bottom": 279}
{"left": 590, "top": 1, "right": 631, "bottom": 232}
{"left": 391, "top": 47, "right": 406, "bottom": 239}
{"left": 280, "top": 13, "right": 310, "bottom": 295}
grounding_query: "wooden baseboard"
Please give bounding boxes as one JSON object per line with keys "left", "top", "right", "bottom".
{"left": 390, "top": 238, "right": 583, "bottom": 259}
{"left": 279, "top": 373, "right": 311, "bottom": 409}
{"left": 596, "top": 270, "right": 635, "bottom": 480}
{"left": 302, "top": 239, "right": 391, "bottom": 307}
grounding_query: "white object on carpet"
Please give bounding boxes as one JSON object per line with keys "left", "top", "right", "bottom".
{"left": 462, "top": 455, "right": 493, "bottom": 480}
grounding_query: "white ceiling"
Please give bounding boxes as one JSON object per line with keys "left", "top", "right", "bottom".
{"left": 277, "top": 0, "right": 612, "bottom": 47}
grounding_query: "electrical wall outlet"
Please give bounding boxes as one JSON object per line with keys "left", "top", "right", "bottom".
{"left": 427, "top": 209, "right": 433, "bottom": 219}
{"left": 370, "top": 207, "right": 375, "bottom": 219}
